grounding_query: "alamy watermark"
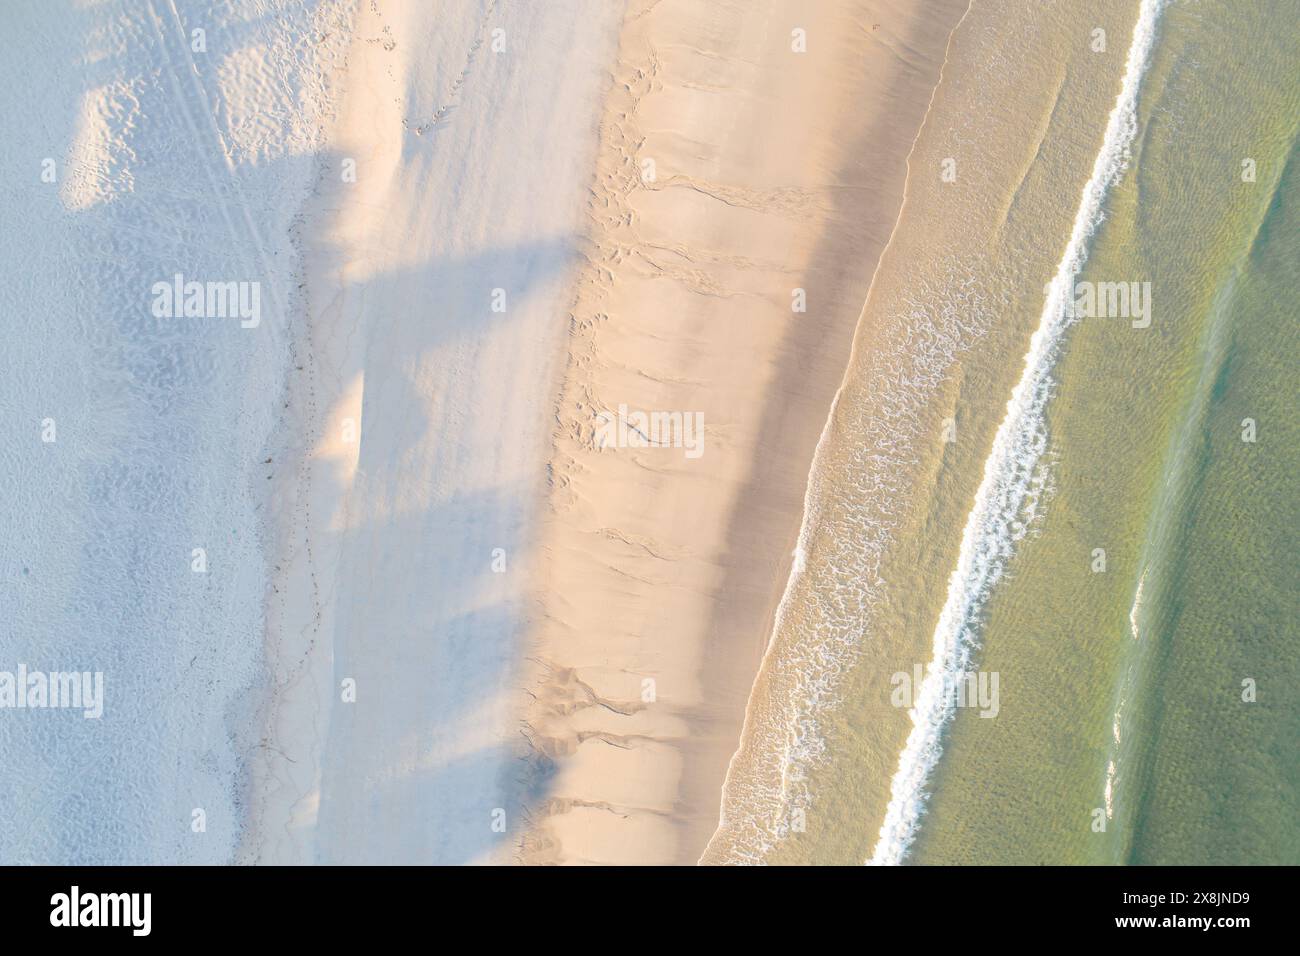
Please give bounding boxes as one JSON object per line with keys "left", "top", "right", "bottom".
{"left": 890, "top": 664, "right": 1000, "bottom": 718}
{"left": 50, "top": 886, "right": 150, "bottom": 936}
{"left": 0, "top": 665, "right": 103, "bottom": 719}
{"left": 1052, "top": 274, "right": 1151, "bottom": 328}
{"left": 151, "top": 273, "right": 261, "bottom": 328}
{"left": 595, "top": 404, "right": 704, "bottom": 459}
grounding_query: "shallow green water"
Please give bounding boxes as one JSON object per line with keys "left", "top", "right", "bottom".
{"left": 912, "top": 0, "right": 1299, "bottom": 864}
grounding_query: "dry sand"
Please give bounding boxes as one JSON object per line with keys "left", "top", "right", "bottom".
{"left": 240, "top": 0, "right": 623, "bottom": 864}
{"left": 522, "top": 0, "right": 970, "bottom": 865}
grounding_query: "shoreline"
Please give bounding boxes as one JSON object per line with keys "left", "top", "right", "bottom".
{"left": 521, "top": 0, "right": 971, "bottom": 865}
{"left": 703, "top": 0, "right": 1147, "bottom": 864}
{"left": 704, "top": 0, "right": 975, "bottom": 864}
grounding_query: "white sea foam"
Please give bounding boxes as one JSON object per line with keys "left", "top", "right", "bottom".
{"left": 705, "top": 267, "right": 992, "bottom": 863}
{"left": 1129, "top": 567, "right": 1149, "bottom": 639}
{"left": 867, "top": 0, "right": 1169, "bottom": 865}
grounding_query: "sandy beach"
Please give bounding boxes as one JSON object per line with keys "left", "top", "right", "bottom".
{"left": 5, "top": 0, "right": 1294, "bottom": 878}
{"left": 240, "top": 0, "right": 622, "bottom": 864}
{"left": 520, "top": 0, "right": 969, "bottom": 864}
{"left": 237, "top": 0, "right": 972, "bottom": 866}
{"left": 222, "top": 0, "right": 1254, "bottom": 870}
